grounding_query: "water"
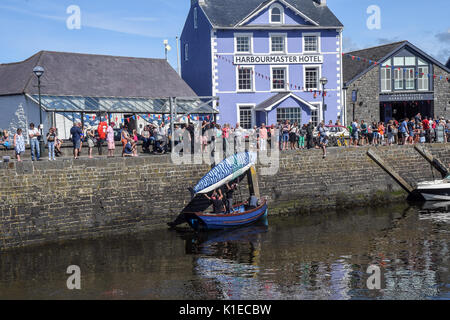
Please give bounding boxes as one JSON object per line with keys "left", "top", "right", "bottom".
{"left": 0, "top": 202, "right": 449, "bottom": 300}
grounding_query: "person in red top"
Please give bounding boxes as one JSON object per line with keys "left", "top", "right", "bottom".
{"left": 422, "top": 117, "right": 430, "bottom": 143}
{"left": 97, "top": 118, "right": 108, "bottom": 155}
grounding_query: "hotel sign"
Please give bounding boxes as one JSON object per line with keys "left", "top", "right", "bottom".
{"left": 234, "top": 54, "right": 323, "bottom": 65}
{"left": 379, "top": 93, "right": 434, "bottom": 102}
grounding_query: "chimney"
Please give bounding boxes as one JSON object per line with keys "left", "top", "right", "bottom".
{"left": 316, "top": 0, "right": 327, "bottom": 6}
{"left": 191, "top": 0, "right": 205, "bottom": 6}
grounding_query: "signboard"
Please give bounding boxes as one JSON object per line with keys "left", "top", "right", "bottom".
{"left": 234, "top": 54, "right": 323, "bottom": 65}
{"left": 379, "top": 93, "right": 434, "bottom": 102}
{"left": 352, "top": 90, "right": 358, "bottom": 102}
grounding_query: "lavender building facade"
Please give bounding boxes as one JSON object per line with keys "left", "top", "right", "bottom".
{"left": 181, "top": 0, "right": 344, "bottom": 128}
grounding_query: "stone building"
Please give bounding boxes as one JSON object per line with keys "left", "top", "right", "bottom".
{"left": 343, "top": 41, "right": 450, "bottom": 123}
{"left": 181, "top": 0, "right": 344, "bottom": 128}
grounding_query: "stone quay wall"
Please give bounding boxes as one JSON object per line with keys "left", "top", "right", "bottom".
{"left": 0, "top": 144, "right": 449, "bottom": 250}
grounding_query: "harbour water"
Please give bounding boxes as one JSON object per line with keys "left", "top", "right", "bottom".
{"left": 0, "top": 201, "right": 449, "bottom": 300}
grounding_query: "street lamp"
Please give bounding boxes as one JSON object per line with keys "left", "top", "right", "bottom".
{"left": 320, "top": 77, "right": 328, "bottom": 122}
{"left": 33, "top": 66, "right": 45, "bottom": 154}
{"left": 164, "top": 39, "right": 172, "bottom": 61}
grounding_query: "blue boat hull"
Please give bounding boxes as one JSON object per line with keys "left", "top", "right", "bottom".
{"left": 185, "top": 201, "right": 268, "bottom": 231}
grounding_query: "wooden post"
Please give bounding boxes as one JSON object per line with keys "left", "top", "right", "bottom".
{"left": 414, "top": 145, "right": 449, "bottom": 178}
{"left": 367, "top": 148, "right": 414, "bottom": 194}
{"left": 247, "top": 165, "right": 260, "bottom": 198}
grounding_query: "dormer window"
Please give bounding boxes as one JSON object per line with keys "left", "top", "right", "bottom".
{"left": 270, "top": 4, "right": 284, "bottom": 24}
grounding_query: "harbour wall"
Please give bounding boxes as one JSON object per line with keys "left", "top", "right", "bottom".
{"left": 0, "top": 144, "right": 449, "bottom": 250}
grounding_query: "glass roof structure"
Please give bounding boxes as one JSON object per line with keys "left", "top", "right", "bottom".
{"left": 27, "top": 94, "right": 218, "bottom": 114}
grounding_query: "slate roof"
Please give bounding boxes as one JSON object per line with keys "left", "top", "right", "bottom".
{"left": 199, "top": 0, "right": 343, "bottom": 28}
{"left": 343, "top": 41, "right": 407, "bottom": 85}
{"left": 255, "top": 91, "right": 317, "bottom": 110}
{"left": 0, "top": 51, "right": 197, "bottom": 98}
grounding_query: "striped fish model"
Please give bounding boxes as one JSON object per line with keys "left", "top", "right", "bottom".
{"left": 190, "top": 152, "right": 257, "bottom": 196}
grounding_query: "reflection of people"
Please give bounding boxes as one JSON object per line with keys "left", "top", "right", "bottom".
{"left": 204, "top": 191, "right": 225, "bottom": 214}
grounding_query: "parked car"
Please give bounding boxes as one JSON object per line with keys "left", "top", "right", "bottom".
{"left": 313, "top": 125, "right": 350, "bottom": 147}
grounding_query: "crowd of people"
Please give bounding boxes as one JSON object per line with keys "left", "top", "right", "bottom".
{"left": 1, "top": 112, "right": 449, "bottom": 162}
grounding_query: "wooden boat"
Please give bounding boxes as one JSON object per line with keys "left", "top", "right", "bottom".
{"left": 168, "top": 152, "right": 268, "bottom": 231}
{"left": 183, "top": 199, "right": 268, "bottom": 231}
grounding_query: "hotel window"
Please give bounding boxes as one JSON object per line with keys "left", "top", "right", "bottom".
{"left": 380, "top": 67, "right": 391, "bottom": 92}
{"left": 304, "top": 35, "right": 318, "bottom": 52}
{"left": 237, "top": 67, "right": 253, "bottom": 91}
{"left": 270, "top": 5, "right": 283, "bottom": 24}
{"left": 418, "top": 66, "right": 429, "bottom": 91}
{"left": 239, "top": 106, "right": 253, "bottom": 129}
{"left": 184, "top": 43, "right": 188, "bottom": 61}
{"left": 310, "top": 107, "right": 319, "bottom": 127}
{"left": 405, "top": 68, "right": 415, "bottom": 90}
{"left": 272, "top": 67, "right": 287, "bottom": 90}
{"left": 193, "top": 8, "right": 198, "bottom": 29}
{"left": 305, "top": 67, "right": 319, "bottom": 90}
{"left": 270, "top": 34, "right": 286, "bottom": 53}
{"left": 394, "top": 68, "right": 403, "bottom": 90}
{"left": 277, "top": 107, "right": 302, "bottom": 125}
{"left": 236, "top": 35, "right": 251, "bottom": 53}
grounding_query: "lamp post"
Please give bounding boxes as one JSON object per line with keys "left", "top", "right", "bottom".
{"left": 164, "top": 39, "right": 172, "bottom": 61}
{"left": 33, "top": 66, "right": 45, "bottom": 154}
{"left": 320, "top": 77, "right": 328, "bottom": 123}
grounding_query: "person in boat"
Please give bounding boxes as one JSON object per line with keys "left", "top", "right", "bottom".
{"left": 204, "top": 191, "right": 226, "bottom": 214}
{"left": 223, "top": 182, "right": 238, "bottom": 213}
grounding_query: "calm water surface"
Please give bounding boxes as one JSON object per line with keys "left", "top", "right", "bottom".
{"left": 0, "top": 202, "right": 449, "bottom": 300}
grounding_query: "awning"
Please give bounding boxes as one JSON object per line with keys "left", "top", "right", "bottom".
{"left": 26, "top": 94, "right": 218, "bottom": 114}
{"left": 255, "top": 92, "right": 318, "bottom": 111}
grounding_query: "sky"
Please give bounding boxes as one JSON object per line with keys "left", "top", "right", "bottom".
{"left": 0, "top": 0, "right": 449, "bottom": 70}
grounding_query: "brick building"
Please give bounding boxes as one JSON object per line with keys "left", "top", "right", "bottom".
{"left": 343, "top": 41, "right": 450, "bottom": 123}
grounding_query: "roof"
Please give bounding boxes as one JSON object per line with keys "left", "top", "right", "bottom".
{"left": 255, "top": 91, "right": 317, "bottom": 111}
{"left": 199, "top": 0, "right": 343, "bottom": 28}
{"left": 0, "top": 51, "right": 197, "bottom": 98}
{"left": 446, "top": 57, "right": 450, "bottom": 69}
{"left": 343, "top": 41, "right": 407, "bottom": 85}
{"left": 343, "top": 41, "right": 450, "bottom": 87}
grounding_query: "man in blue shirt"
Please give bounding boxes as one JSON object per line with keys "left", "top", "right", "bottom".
{"left": 70, "top": 122, "right": 83, "bottom": 159}
{"left": 399, "top": 118, "right": 409, "bottom": 145}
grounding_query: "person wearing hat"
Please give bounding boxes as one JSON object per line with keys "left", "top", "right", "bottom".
{"left": 107, "top": 122, "right": 116, "bottom": 157}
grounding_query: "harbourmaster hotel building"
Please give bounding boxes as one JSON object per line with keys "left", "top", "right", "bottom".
{"left": 181, "top": 0, "right": 344, "bottom": 128}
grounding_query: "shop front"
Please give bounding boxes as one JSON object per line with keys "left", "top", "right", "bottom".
{"left": 380, "top": 92, "right": 434, "bottom": 122}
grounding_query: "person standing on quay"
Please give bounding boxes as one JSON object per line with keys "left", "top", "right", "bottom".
{"left": 13, "top": 128, "right": 25, "bottom": 162}
{"left": 86, "top": 126, "right": 95, "bottom": 159}
{"left": 97, "top": 117, "right": 108, "bottom": 155}
{"left": 107, "top": 122, "right": 116, "bottom": 157}
{"left": 46, "top": 127, "right": 57, "bottom": 161}
{"left": 259, "top": 123, "right": 267, "bottom": 151}
{"left": 70, "top": 122, "right": 83, "bottom": 159}
{"left": 318, "top": 121, "right": 328, "bottom": 159}
{"left": 28, "top": 123, "right": 41, "bottom": 161}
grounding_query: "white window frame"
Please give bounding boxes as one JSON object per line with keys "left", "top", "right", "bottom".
{"left": 418, "top": 66, "right": 429, "bottom": 91}
{"left": 405, "top": 67, "right": 415, "bottom": 90}
{"left": 193, "top": 7, "right": 198, "bottom": 29}
{"left": 380, "top": 67, "right": 392, "bottom": 92}
{"left": 276, "top": 107, "right": 302, "bottom": 125}
{"left": 302, "top": 32, "right": 321, "bottom": 53}
{"left": 309, "top": 102, "right": 322, "bottom": 126}
{"left": 394, "top": 68, "right": 403, "bottom": 90}
{"left": 184, "top": 43, "right": 188, "bottom": 61}
{"left": 303, "top": 65, "right": 321, "bottom": 91}
{"left": 270, "top": 65, "right": 289, "bottom": 92}
{"left": 236, "top": 65, "right": 255, "bottom": 92}
{"left": 269, "top": 3, "right": 284, "bottom": 24}
{"left": 234, "top": 33, "right": 253, "bottom": 54}
{"left": 269, "top": 33, "right": 287, "bottom": 54}
{"left": 236, "top": 104, "right": 256, "bottom": 129}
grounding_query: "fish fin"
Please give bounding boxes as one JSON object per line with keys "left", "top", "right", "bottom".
{"left": 188, "top": 187, "right": 195, "bottom": 199}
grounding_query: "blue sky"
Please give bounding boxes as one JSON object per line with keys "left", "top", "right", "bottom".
{"left": 0, "top": 0, "right": 449, "bottom": 69}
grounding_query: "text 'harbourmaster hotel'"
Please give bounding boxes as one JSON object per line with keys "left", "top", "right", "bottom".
{"left": 181, "top": 0, "right": 344, "bottom": 128}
